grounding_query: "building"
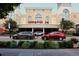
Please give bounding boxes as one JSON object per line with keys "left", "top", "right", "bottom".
{"left": 15, "top": 4, "right": 59, "bottom": 33}
{"left": 1, "top": 3, "right": 79, "bottom": 33}
{"left": 13, "top": 3, "right": 79, "bottom": 33}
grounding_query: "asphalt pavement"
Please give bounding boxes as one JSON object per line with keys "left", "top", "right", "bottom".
{"left": 0, "top": 49, "right": 79, "bottom": 56}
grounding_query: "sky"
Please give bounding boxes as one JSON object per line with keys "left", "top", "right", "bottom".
{"left": 9, "top": 3, "right": 79, "bottom": 19}
{"left": 19, "top": 3, "right": 79, "bottom": 14}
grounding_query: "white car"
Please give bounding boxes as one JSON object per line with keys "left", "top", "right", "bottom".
{"left": 34, "top": 31, "right": 44, "bottom": 36}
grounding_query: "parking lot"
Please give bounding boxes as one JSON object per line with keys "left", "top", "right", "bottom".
{"left": 0, "top": 35, "right": 79, "bottom": 41}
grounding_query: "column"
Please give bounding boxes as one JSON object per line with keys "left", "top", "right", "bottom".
{"left": 43, "top": 28, "right": 45, "bottom": 34}
{"left": 32, "top": 28, "right": 34, "bottom": 34}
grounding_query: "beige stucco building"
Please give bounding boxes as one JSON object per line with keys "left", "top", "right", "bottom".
{"left": 1, "top": 3, "right": 79, "bottom": 32}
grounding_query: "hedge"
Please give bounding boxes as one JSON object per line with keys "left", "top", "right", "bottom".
{"left": 21, "top": 41, "right": 31, "bottom": 49}
{"left": 0, "top": 40, "right": 77, "bottom": 49}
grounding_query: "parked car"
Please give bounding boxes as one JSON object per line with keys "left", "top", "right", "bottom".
{"left": 42, "top": 31, "right": 66, "bottom": 40}
{"left": 12, "top": 31, "right": 35, "bottom": 39}
{"left": 34, "top": 31, "right": 44, "bottom": 36}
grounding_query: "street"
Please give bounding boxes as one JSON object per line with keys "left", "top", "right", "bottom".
{"left": 0, "top": 49, "right": 79, "bottom": 56}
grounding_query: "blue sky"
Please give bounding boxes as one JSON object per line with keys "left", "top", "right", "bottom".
{"left": 18, "top": 3, "right": 79, "bottom": 15}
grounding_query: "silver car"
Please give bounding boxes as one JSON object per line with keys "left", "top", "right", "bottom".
{"left": 12, "top": 31, "right": 35, "bottom": 39}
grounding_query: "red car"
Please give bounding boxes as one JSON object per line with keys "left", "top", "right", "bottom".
{"left": 42, "top": 32, "right": 66, "bottom": 40}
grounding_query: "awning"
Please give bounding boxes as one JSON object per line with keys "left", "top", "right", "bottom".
{"left": 19, "top": 24, "right": 59, "bottom": 28}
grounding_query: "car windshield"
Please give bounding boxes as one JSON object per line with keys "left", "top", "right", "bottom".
{"left": 18, "top": 32, "right": 32, "bottom": 34}
{"left": 35, "top": 31, "right": 43, "bottom": 33}
{"left": 49, "top": 32, "right": 61, "bottom": 34}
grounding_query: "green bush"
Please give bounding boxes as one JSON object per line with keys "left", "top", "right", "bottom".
{"left": 21, "top": 41, "right": 31, "bottom": 49}
{"left": 44, "top": 41, "right": 59, "bottom": 49}
{"left": 18, "top": 41, "right": 24, "bottom": 48}
{"left": 43, "top": 41, "right": 49, "bottom": 48}
{"left": 58, "top": 42, "right": 64, "bottom": 48}
{"left": 10, "top": 41, "right": 17, "bottom": 48}
{"left": 35, "top": 42, "right": 44, "bottom": 49}
{"left": 58, "top": 40, "right": 73, "bottom": 48}
{"left": 65, "top": 40, "right": 73, "bottom": 48}
{"left": 29, "top": 41, "right": 38, "bottom": 48}
{"left": 44, "top": 41, "right": 52, "bottom": 48}
{"left": 51, "top": 42, "right": 59, "bottom": 48}
{"left": 58, "top": 41, "right": 68, "bottom": 48}
{"left": 0, "top": 41, "right": 5, "bottom": 47}
{"left": 3, "top": 41, "right": 11, "bottom": 48}
{"left": 0, "top": 40, "right": 74, "bottom": 49}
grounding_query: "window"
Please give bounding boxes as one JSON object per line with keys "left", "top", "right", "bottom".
{"left": 35, "top": 14, "right": 42, "bottom": 21}
{"left": 28, "top": 16, "right": 32, "bottom": 21}
{"left": 46, "top": 16, "right": 49, "bottom": 21}
{"left": 45, "top": 16, "right": 49, "bottom": 24}
{"left": 63, "top": 9, "right": 69, "bottom": 20}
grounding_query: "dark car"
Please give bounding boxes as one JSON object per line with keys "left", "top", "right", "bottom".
{"left": 42, "top": 31, "right": 66, "bottom": 40}
{"left": 12, "top": 31, "right": 35, "bottom": 39}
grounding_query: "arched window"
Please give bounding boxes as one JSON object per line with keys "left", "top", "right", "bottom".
{"left": 45, "top": 16, "right": 49, "bottom": 21}
{"left": 63, "top": 9, "right": 69, "bottom": 20}
{"left": 45, "top": 16, "right": 49, "bottom": 24}
{"left": 35, "top": 14, "right": 42, "bottom": 21}
{"left": 28, "top": 16, "right": 32, "bottom": 21}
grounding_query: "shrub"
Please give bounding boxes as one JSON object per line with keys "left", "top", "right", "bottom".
{"left": 3, "top": 41, "right": 11, "bottom": 48}
{"left": 6, "top": 41, "right": 11, "bottom": 47}
{"left": 65, "top": 40, "right": 73, "bottom": 48}
{"left": 43, "top": 41, "right": 49, "bottom": 48}
{"left": 51, "top": 42, "right": 59, "bottom": 48}
{"left": 29, "top": 41, "right": 38, "bottom": 48}
{"left": 58, "top": 41, "right": 65, "bottom": 48}
{"left": 0, "top": 41, "right": 10, "bottom": 48}
{"left": 44, "top": 41, "right": 59, "bottom": 49}
{"left": 0, "top": 41, "right": 5, "bottom": 47}
{"left": 58, "top": 42, "right": 64, "bottom": 48}
{"left": 58, "top": 41, "right": 73, "bottom": 48}
{"left": 10, "top": 41, "right": 17, "bottom": 48}
{"left": 21, "top": 41, "right": 31, "bottom": 49}
{"left": 18, "top": 41, "right": 24, "bottom": 48}
{"left": 35, "top": 42, "right": 44, "bottom": 49}
{"left": 71, "top": 38, "right": 78, "bottom": 44}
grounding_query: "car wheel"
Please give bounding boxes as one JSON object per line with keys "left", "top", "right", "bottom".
{"left": 42, "top": 37, "right": 48, "bottom": 40}
{"left": 13, "top": 37, "right": 16, "bottom": 39}
{"left": 59, "top": 38, "right": 63, "bottom": 41}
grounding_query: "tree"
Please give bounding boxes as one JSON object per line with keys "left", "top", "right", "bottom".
{"left": 4, "top": 18, "right": 18, "bottom": 31}
{"left": 0, "top": 3, "right": 20, "bottom": 19}
{"left": 60, "top": 18, "right": 74, "bottom": 31}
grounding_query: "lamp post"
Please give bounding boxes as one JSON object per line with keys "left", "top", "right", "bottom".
{"left": 8, "top": 11, "right": 12, "bottom": 38}
{"left": 8, "top": 20, "right": 11, "bottom": 38}
{"left": 61, "top": 18, "right": 64, "bottom": 32}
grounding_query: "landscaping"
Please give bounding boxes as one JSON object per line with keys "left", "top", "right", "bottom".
{"left": 0, "top": 38, "right": 78, "bottom": 49}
